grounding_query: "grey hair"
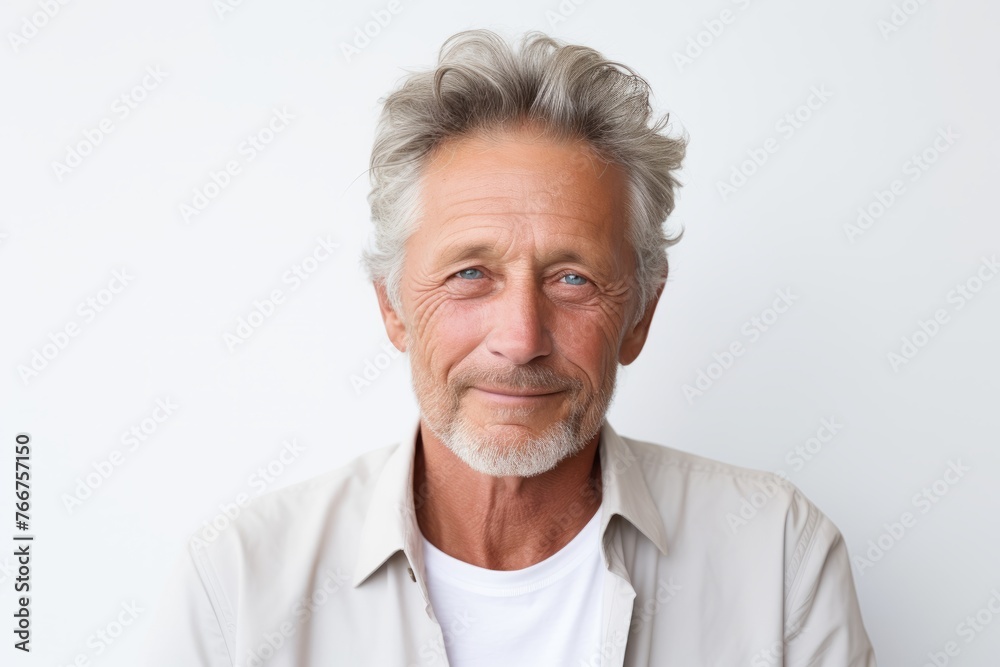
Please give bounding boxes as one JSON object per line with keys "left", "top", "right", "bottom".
{"left": 360, "top": 28, "right": 688, "bottom": 331}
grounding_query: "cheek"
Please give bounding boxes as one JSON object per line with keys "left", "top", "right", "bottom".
{"left": 413, "top": 299, "right": 487, "bottom": 372}
{"left": 551, "top": 312, "right": 621, "bottom": 383}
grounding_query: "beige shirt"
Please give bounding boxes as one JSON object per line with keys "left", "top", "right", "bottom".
{"left": 141, "top": 417, "right": 876, "bottom": 666}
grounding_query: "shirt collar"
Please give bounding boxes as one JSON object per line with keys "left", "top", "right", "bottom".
{"left": 351, "top": 415, "right": 422, "bottom": 588}
{"left": 351, "top": 415, "right": 669, "bottom": 588}
{"left": 596, "top": 419, "right": 671, "bottom": 559}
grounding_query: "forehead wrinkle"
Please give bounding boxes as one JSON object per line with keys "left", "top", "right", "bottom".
{"left": 419, "top": 206, "right": 628, "bottom": 280}
{"left": 422, "top": 146, "right": 624, "bottom": 222}
{"left": 429, "top": 184, "right": 620, "bottom": 230}
{"left": 428, "top": 178, "right": 536, "bottom": 215}
{"left": 423, "top": 221, "right": 514, "bottom": 267}
{"left": 416, "top": 130, "right": 631, "bottom": 277}
{"left": 424, "top": 157, "right": 617, "bottom": 207}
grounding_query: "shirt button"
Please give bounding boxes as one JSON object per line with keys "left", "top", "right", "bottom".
{"left": 407, "top": 567, "right": 416, "bottom": 582}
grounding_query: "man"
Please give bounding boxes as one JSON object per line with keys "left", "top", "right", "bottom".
{"left": 142, "top": 29, "right": 876, "bottom": 666}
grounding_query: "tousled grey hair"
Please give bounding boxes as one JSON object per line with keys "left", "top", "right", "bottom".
{"left": 360, "top": 29, "right": 688, "bottom": 331}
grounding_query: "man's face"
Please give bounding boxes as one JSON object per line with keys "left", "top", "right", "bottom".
{"left": 377, "top": 123, "right": 658, "bottom": 477}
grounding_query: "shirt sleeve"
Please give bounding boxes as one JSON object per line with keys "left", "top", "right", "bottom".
{"left": 138, "top": 545, "right": 234, "bottom": 667}
{"left": 782, "top": 491, "right": 877, "bottom": 667}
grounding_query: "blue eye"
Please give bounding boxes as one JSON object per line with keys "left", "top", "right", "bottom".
{"left": 562, "top": 273, "right": 588, "bottom": 286}
{"left": 456, "top": 268, "right": 483, "bottom": 279}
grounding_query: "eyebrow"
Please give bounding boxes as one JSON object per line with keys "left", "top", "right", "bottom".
{"left": 438, "top": 243, "right": 497, "bottom": 265}
{"left": 437, "top": 243, "right": 591, "bottom": 267}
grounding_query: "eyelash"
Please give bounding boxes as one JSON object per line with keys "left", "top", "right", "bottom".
{"left": 454, "top": 268, "right": 589, "bottom": 286}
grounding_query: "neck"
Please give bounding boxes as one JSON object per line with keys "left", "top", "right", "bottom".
{"left": 413, "top": 421, "right": 603, "bottom": 570}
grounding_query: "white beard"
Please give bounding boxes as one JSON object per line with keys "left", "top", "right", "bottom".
{"left": 428, "top": 409, "right": 590, "bottom": 477}
{"left": 410, "top": 354, "right": 619, "bottom": 478}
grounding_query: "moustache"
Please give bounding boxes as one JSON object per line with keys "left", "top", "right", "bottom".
{"left": 450, "top": 366, "right": 583, "bottom": 393}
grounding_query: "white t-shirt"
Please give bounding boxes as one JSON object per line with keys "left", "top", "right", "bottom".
{"left": 420, "top": 504, "right": 605, "bottom": 667}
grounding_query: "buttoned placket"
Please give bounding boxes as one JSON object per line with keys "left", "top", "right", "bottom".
{"left": 598, "top": 516, "right": 638, "bottom": 667}
{"left": 380, "top": 417, "right": 655, "bottom": 667}
{"left": 401, "top": 530, "right": 636, "bottom": 667}
{"left": 412, "top": 564, "right": 452, "bottom": 665}
{"left": 403, "top": 507, "right": 453, "bottom": 667}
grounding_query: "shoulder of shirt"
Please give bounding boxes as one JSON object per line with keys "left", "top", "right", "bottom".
{"left": 186, "top": 439, "right": 400, "bottom": 560}
{"left": 619, "top": 431, "right": 798, "bottom": 492}
{"left": 618, "top": 434, "right": 862, "bottom": 643}
{"left": 617, "top": 433, "right": 843, "bottom": 585}
{"left": 178, "top": 441, "right": 401, "bottom": 643}
{"left": 253, "top": 440, "right": 398, "bottom": 511}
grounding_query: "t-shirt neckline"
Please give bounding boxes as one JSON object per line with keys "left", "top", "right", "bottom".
{"left": 419, "top": 504, "right": 603, "bottom": 597}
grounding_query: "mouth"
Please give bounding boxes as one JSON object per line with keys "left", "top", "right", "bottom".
{"left": 470, "top": 386, "right": 564, "bottom": 402}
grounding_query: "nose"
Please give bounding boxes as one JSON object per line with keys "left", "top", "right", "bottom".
{"left": 485, "top": 277, "right": 552, "bottom": 365}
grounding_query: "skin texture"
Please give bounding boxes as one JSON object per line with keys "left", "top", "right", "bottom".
{"left": 375, "top": 121, "right": 664, "bottom": 570}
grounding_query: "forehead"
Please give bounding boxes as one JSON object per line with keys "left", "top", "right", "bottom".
{"left": 413, "top": 125, "right": 631, "bottom": 265}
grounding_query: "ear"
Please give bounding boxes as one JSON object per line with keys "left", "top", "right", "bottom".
{"left": 618, "top": 280, "right": 665, "bottom": 366}
{"left": 374, "top": 281, "right": 409, "bottom": 353}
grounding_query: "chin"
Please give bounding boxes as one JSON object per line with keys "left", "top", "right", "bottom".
{"left": 441, "top": 415, "right": 587, "bottom": 478}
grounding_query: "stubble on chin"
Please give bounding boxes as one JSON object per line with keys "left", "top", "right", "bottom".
{"left": 409, "top": 354, "right": 618, "bottom": 478}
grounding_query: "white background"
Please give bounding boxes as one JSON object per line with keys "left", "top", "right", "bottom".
{"left": 2, "top": 0, "right": 998, "bottom": 665}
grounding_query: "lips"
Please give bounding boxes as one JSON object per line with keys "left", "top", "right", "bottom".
{"left": 472, "top": 386, "right": 561, "bottom": 397}
{"left": 470, "top": 386, "right": 561, "bottom": 405}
